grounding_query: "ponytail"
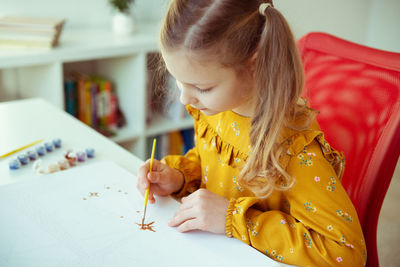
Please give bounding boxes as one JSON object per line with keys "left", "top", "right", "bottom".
{"left": 238, "top": 2, "right": 317, "bottom": 198}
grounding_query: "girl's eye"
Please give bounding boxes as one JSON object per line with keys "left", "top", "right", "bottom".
{"left": 195, "top": 87, "right": 213, "bottom": 94}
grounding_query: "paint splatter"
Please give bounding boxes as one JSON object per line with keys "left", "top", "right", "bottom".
{"left": 89, "top": 192, "right": 99, "bottom": 197}
{"left": 136, "top": 218, "right": 156, "bottom": 232}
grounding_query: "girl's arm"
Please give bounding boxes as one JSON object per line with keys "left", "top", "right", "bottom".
{"left": 225, "top": 141, "right": 367, "bottom": 266}
{"left": 162, "top": 145, "right": 202, "bottom": 198}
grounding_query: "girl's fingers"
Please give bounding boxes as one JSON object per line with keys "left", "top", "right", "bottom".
{"left": 149, "top": 159, "right": 164, "bottom": 172}
{"left": 181, "top": 188, "right": 207, "bottom": 203}
{"left": 137, "top": 164, "right": 150, "bottom": 192}
{"left": 177, "top": 197, "right": 195, "bottom": 213}
{"left": 147, "top": 171, "right": 161, "bottom": 183}
{"left": 177, "top": 219, "right": 201, "bottom": 233}
{"left": 148, "top": 188, "right": 156, "bottom": 204}
{"left": 168, "top": 207, "right": 196, "bottom": 227}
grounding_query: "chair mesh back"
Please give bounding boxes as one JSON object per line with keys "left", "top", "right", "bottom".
{"left": 303, "top": 49, "right": 400, "bottom": 219}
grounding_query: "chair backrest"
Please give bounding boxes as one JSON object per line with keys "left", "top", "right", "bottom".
{"left": 297, "top": 32, "right": 400, "bottom": 267}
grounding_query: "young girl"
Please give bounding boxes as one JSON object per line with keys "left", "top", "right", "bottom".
{"left": 137, "top": 0, "right": 367, "bottom": 266}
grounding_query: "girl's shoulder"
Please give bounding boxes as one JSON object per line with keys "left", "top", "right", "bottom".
{"left": 282, "top": 119, "right": 345, "bottom": 180}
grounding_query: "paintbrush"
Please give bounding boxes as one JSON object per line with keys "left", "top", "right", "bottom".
{"left": 142, "top": 138, "right": 156, "bottom": 226}
{"left": 0, "top": 139, "right": 43, "bottom": 158}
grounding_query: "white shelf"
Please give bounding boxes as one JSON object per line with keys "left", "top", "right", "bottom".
{"left": 146, "top": 114, "right": 194, "bottom": 137}
{"left": 0, "top": 23, "right": 193, "bottom": 160}
{"left": 110, "top": 126, "right": 141, "bottom": 143}
{"left": 0, "top": 23, "right": 160, "bottom": 68}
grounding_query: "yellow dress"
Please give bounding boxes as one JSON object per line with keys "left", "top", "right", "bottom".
{"left": 162, "top": 106, "right": 367, "bottom": 267}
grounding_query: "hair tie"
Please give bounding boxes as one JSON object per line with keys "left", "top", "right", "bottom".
{"left": 259, "top": 3, "right": 272, "bottom": 15}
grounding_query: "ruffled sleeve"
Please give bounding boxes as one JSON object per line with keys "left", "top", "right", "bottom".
{"left": 162, "top": 147, "right": 202, "bottom": 198}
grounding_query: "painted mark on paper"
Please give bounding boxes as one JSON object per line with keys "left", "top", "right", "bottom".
{"left": 82, "top": 185, "right": 156, "bottom": 231}
{"left": 136, "top": 218, "right": 156, "bottom": 232}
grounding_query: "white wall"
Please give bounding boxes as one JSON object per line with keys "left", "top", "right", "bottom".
{"left": 366, "top": 0, "right": 400, "bottom": 52}
{"left": 0, "top": 0, "right": 399, "bottom": 52}
{"left": 277, "top": 0, "right": 371, "bottom": 47}
{"left": 277, "top": 0, "right": 399, "bottom": 53}
{"left": 0, "top": 0, "right": 166, "bottom": 28}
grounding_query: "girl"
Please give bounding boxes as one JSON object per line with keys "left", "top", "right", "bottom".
{"left": 137, "top": 0, "right": 366, "bottom": 266}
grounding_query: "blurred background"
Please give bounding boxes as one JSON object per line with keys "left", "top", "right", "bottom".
{"left": 1, "top": 0, "right": 399, "bottom": 52}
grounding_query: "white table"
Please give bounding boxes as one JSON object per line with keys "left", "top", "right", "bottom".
{"left": 0, "top": 98, "right": 288, "bottom": 267}
{"left": 0, "top": 98, "right": 142, "bottom": 185}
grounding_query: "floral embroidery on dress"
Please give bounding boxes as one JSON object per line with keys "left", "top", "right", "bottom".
{"left": 231, "top": 121, "right": 240, "bottom": 136}
{"left": 326, "top": 176, "right": 336, "bottom": 192}
{"left": 280, "top": 219, "right": 286, "bottom": 225}
{"left": 327, "top": 225, "right": 334, "bottom": 231}
{"left": 232, "top": 176, "right": 243, "bottom": 192}
{"left": 266, "top": 249, "right": 285, "bottom": 262}
{"left": 232, "top": 205, "right": 243, "bottom": 215}
{"left": 216, "top": 120, "right": 222, "bottom": 135}
{"left": 202, "top": 166, "right": 209, "bottom": 184}
{"left": 304, "top": 201, "right": 317, "bottom": 212}
{"left": 304, "top": 232, "right": 313, "bottom": 248}
{"left": 336, "top": 257, "right": 343, "bottom": 262}
{"left": 211, "top": 138, "right": 216, "bottom": 149}
{"left": 202, "top": 139, "right": 207, "bottom": 150}
{"left": 289, "top": 248, "right": 294, "bottom": 254}
{"left": 217, "top": 157, "right": 225, "bottom": 167}
{"left": 246, "top": 219, "right": 259, "bottom": 237}
{"left": 336, "top": 209, "right": 353, "bottom": 222}
{"left": 314, "top": 176, "right": 321, "bottom": 182}
{"left": 297, "top": 146, "right": 314, "bottom": 166}
{"left": 339, "top": 235, "right": 354, "bottom": 248}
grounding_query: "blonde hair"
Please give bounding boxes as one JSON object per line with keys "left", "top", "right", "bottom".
{"left": 159, "top": 0, "right": 317, "bottom": 198}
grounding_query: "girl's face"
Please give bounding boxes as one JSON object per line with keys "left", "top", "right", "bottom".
{"left": 162, "top": 49, "right": 255, "bottom": 117}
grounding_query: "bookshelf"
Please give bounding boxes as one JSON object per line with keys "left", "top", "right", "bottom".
{"left": 0, "top": 22, "right": 193, "bottom": 160}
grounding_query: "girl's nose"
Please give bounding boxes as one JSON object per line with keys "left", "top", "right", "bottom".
{"left": 176, "top": 81, "right": 198, "bottom": 106}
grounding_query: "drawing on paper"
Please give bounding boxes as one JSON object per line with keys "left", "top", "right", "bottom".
{"left": 82, "top": 184, "right": 156, "bottom": 231}
{"left": 137, "top": 219, "right": 156, "bottom": 232}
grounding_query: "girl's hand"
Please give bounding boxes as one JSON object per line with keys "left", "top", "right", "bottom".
{"left": 168, "top": 188, "right": 229, "bottom": 234}
{"left": 136, "top": 159, "right": 184, "bottom": 204}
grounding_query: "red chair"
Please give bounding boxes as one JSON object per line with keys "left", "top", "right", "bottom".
{"left": 297, "top": 32, "right": 400, "bottom": 267}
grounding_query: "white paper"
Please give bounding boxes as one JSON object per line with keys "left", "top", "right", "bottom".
{"left": 0, "top": 161, "right": 285, "bottom": 267}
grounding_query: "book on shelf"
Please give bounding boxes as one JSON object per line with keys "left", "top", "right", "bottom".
{"left": 64, "top": 73, "right": 126, "bottom": 137}
{"left": 151, "top": 128, "right": 195, "bottom": 159}
{"left": 64, "top": 79, "right": 78, "bottom": 117}
{"left": 0, "top": 16, "right": 65, "bottom": 49}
